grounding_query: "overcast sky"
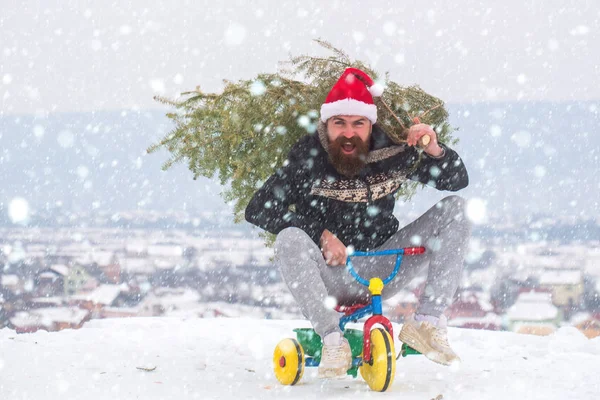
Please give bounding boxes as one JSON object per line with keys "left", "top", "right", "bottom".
{"left": 1, "top": 0, "right": 599, "bottom": 115}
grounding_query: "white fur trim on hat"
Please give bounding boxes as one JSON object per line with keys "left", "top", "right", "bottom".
{"left": 369, "top": 83, "right": 384, "bottom": 97}
{"left": 320, "top": 98, "right": 378, "bottom": 123}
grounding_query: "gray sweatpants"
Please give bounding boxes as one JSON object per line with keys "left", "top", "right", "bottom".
{"left": 274, "top": 195, "right": 472, "bottom": 338}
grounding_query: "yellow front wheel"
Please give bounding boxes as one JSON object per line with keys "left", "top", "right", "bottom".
{"left": 359, "top": 328, "right": 396, "bottom": 392}
{"left": 273, "top": 338, "right": 305, "bottom": 385}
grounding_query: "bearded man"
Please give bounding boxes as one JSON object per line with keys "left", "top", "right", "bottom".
{"left": 245, "top": 68, "right": 471, "bottom": 378}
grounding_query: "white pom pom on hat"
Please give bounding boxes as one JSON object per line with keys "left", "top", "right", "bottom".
{"left": 368, "top": 82, "right": 384, "bottom": 97}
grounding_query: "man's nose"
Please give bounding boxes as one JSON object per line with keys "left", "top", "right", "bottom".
{"left": 342, "top": 129, "right": 356, "bottom": 138}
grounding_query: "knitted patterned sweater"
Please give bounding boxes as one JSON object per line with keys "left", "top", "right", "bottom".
{"left": 245, "top": 123, "right": 469, "bottom": 251}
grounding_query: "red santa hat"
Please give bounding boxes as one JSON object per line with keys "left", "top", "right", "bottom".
{"left": 320, "top": 67, "right": 384, "bottom": 124}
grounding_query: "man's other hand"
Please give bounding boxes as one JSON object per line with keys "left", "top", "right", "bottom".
{"left": 320, "top": 229, "right": 347, "bottom": 266}
{"left": 407, "top": 123, "right": 444, "bottom": 157}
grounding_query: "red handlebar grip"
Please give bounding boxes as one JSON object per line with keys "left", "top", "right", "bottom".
{"left": 403, "top": 246, "right": 426, "bottom": 255}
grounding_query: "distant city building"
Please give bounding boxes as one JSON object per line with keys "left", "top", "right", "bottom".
{"left": 538, "top": 269, "right": 584, "bottom": 308}
{"left": 506, "top": 291, "right": 561, "bottom": 335}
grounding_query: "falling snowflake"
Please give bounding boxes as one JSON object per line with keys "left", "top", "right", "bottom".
{"left": 250, "top": 80, "right": 266, "bottom": 96}
{"left": 324, "top": 296, "right": 337, "bottom": 309}
{"left": 224, "top": 23, "right": 246, "bottom": 46}
{"left": 466, "top": 198, "right": 487, "bottom": 225}
{"left": 8, "top": 197, "right": 30, "bottom": 224}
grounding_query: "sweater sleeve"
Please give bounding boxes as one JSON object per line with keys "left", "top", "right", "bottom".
{"left": 244, "top": 140, "right": 327, "bottom": 244}
{"left": 408, "top": 143, "right": 469, "bottom": 191}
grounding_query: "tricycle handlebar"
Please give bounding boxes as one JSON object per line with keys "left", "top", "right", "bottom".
{"left": 345, "top": 247, "right": 426, "bottom": 287}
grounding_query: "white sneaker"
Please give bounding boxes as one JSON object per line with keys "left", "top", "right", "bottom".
{"left": 399, "top": 314, "right": 461, "bottom": 366}
{"left": 318, "top": 332, "right": 352, "bottom": 378}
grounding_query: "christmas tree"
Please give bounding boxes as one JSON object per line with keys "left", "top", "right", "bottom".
{"left": 148, "top": 39, "right": 457, "bottom": 225}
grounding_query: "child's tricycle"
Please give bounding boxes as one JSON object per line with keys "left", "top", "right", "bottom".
{"left": 272, "top": 246, "right": 426, "bottom": 392}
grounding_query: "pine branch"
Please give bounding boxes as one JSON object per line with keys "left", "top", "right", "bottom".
{"left": 313, "top": 38, "right": 350, "bottom": 61}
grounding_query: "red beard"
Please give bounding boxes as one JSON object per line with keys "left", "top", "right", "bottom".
{"left": 328, "top": 135, "right": 369, "bottom": 177}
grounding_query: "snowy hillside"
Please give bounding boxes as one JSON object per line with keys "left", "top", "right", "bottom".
{"left": 1, "top": 318, "right": 599, "bottom": 399}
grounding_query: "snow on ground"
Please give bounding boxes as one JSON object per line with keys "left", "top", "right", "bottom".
{"left": 1, "top": 318, "right": 599, "bottom": 399}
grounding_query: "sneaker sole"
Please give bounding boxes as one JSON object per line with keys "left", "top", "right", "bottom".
{"left": 399, "top": 324, "right": 454, "bottom": 366}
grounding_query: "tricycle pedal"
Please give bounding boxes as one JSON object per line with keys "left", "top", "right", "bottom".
{"left": 400, "top": 342, "right": 422, "bottom": 357}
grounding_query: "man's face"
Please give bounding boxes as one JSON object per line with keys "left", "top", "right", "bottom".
{"left": 326, "top": 115, "right": 371, "bottom": 177}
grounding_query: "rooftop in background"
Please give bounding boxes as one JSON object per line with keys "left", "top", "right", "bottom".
{"left": 539, "top": 269, "right": 584, "bottom": 286}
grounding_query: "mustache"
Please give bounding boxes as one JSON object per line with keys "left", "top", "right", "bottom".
{"left": 332, "top": 135, "right": 365, "bottom": 148}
